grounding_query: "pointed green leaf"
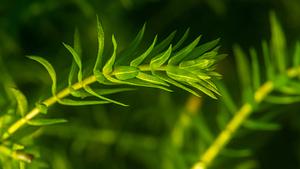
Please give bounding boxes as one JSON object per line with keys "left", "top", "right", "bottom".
{"left": 199, "top": 79, "right": 220, "bottom": 96}
{"left": 168, "top": 36, "right": 201, "bottom": 64}
{"left": 84, "top": 86, "right": 128, "bottom": 106}
{"left": 265, "top": 95, "right": 300, "bottom": 104}
{"left": 130, "top": 35, "right": 157, "bottom": 67}
{"left": 63, "top": 43, "right": 83, "bottom": 82}
{"left": 166, "top": 66, "right": 199, "bottom": 82}
{"left": 136, "top": 72, "right": 169, "bottom": 86}
{"left": 116, "top": 23, "right": 146, "bottom": 65}
{"left": 216, "top": 82, "right": 238, "bottom": 114}
{"left": 173, "top": 28, "right": 190, "bottom": 51}
{"left": 93, "top": 16, "right": 105, "bottom": 73}
{"left": 10, "top": 88, "right": 28, "bottom": 116}
{"left": 74, "top": 29, "right": 82, "bottom": 57}
{"left": 293, "top": 42, "right": 300, "bottom": 67}
{"left": 207, "top": 71, "right": 222, "bottom": 79}
{"left": 187, "top": 38, "right": 220, "bottom": 60}
{"left": 262, "top": 40, "right": 275, "bottom": 80}
{"left": 222, "top": 148, "right": 252, "bottom": 158}
{"left": 154, "top": 72, "right": 200, "bottom": 97}
{"left": 233, "top": 45, "right": 252, "bottom": 102}
{"left": 68, "top": 29, "right": 82, "bottom": 86}
{"left": 243, "top": 119, "right": 280, "bottom": 131}
{"left": 113, "top": 66, "right": 139, "bottom": 80}
{"left": 103, "top": 35, "right": 117, "bottom": 75}
{"left": 27, "top": 56, "right": 57, "bottom": 95}
{"left": 150, "top": 45, "right": 172, "bottom": 70}
{"left": 27, "top": 118, "right": 67, "bottom": 126}
{"left": 104, "top": 75, "right": 172, "bottom": 92}
{"left": 250, "top": 48, "right": 260, "bottom": 90}
{"left": 68, "top": 63, "right": 77, "bottom": 86}
{"left": 190, "top": 70, "right": 211, "bottom": 80}
{"left": 150, "top": 31, "right": 176, "bottom": 57}
{"left": 94, "top": 88, "right": 135, "bottom": 95}
{"left": 270, "top": 12, "right": 286, "bottom": 74}
{"left": 57, "top": 99, "right": 109, "bottom": 106}
{"left": 188, "top": 82, "right": 217, "bottom": 99}
{"left": 179, "top": 57, "right": 216, "bottom": 70}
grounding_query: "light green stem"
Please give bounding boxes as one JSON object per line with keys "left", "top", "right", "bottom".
{"left": 191, "top": 67, "right": 300, "bottom": 169}
{"left": 1, "top": 65, "right": 162, "bottom": 140}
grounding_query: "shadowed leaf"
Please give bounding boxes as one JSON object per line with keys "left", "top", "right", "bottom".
{"left": 27, "top": 56, "right": 57, "bottom": 95}
{"left": 28, "top": 118, "right": 67, "bottom": 126}
{"left": 10, "top": 88, "right": 28, "bottom": 116}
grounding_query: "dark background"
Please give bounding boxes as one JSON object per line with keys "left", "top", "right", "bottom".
{"left": 1, "top": 0, "right": 300, "bottom": 169}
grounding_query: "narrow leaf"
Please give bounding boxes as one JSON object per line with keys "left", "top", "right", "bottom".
{"left": 84, "top": 86, "right": 128, "bottom": 106}
{"left": 116, "top": 23, "right": 146, "bottom": 65}
{"left": 233, "top": 45, "right": 252, "bottom": 102}
{"left": 199, "top": 79, "right": 220, "bottom": 96}
{"left": 136, "top": 72, "right": 169, "bottom": 86}
{"left": 222, "top": 148, "right": 252, "bottom": 158}
{"left": 103, "top": 35, "right": 117, "bottom": 74}
{"left": 154, "top": 72, "right": 200, "bottom": 97}
{"left": 168, "top": 36, "right": 201, "bottom": 64}
{"left": 130, "top": 35, "right": 157, "bottom": 67}
{"left": 27, "top": 118, "right": 67, "bottom": 126}
{"left": 270, "top": 12, "right": 286, "bottom": 73}
{"left": 63, "top": 43, "right": 82, "bottom": 82}
{"left": 166, "top": 66, "right": 199, "bottom": 82}
{"left": 179, "top": 56, "right": 216, "bottom": 70}
{"left": 262, "top": 40, "right": 275, "bottom": 80}
{"left": 74, "top": 29, "right": 82, "bottom": 57}
{"left": 150, "top": 31, "right": 176, "bottom": 57}
{"left": 265, "top": 95, "right": 300, "bottom": 104}
{"left": 58, "top": 99, "right": 109, "bottom": 106}
{"left": 293, "top": 42, "right": 300, "bottom": 67}
{"left": 173, "top": 28, "right": 190, "bottom": 51}
{"left": 187, "top": 38, "right": 220, "bottom": 60}
{"left": 113, "top": 66, "right": 139, "bottom": 80}
{"left": 10, "top": 88, "right": 28, "bottom": 116}
{"left": 104, "top": 75, "right": 172, "bottom": 92}
{"left": 68, "top": 63, "right": 77, "bottom": 86}
{"left": 68, "top": 29, "right": 82, "bottom": 86}
{"left": 243, "top": 119, "right": 280, "bottom": 131}
{"left": 27, "top": 56, "right": 57, "bottom": 95}
{"left": 250, "top": 48, "right": 261, "bottom": 90}
{"left": 93, "top": 88, "right": 135, "bottom": 95}
{"left": 188, "top": 82, "right": 217, "bottom": 99}
{"left": 93, "top": 16, "right": 105, "bottom": 73}
{"left": 150, "top": 45, "right": 172, "bottom": 70}
{"left": 216, "top": 82, "right": 238, "bottom": 114}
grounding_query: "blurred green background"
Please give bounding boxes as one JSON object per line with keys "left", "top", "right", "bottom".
{"left": 1, "top": 0, "right": 300, "bottom": 169}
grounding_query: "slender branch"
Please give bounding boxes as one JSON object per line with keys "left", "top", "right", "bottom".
{"left": 191, "top": 66, "right": 300, "bottom": 169}
{"left": 1, "top": 65, "right": 164, "bottom": 140}
{"left": 2, "top": 75, "right": 97, "bottom": 140}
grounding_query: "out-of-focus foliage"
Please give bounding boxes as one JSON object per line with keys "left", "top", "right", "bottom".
{"left": 1, "top": 0, "right": 300, "bottom": 169}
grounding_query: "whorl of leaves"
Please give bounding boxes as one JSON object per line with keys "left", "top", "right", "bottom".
{"left": 27, "top": 17, "right": 225, "bottom": 108}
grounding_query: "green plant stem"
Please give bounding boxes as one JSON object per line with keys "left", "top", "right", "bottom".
{"left": 2, "top": 75, "right": 97, "bottom": 140}
{"left": 191, "top": 66, "right": 300, "bottom": 169}
{"left": 1, "top": 65, "right": 165, "bottom": 140}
